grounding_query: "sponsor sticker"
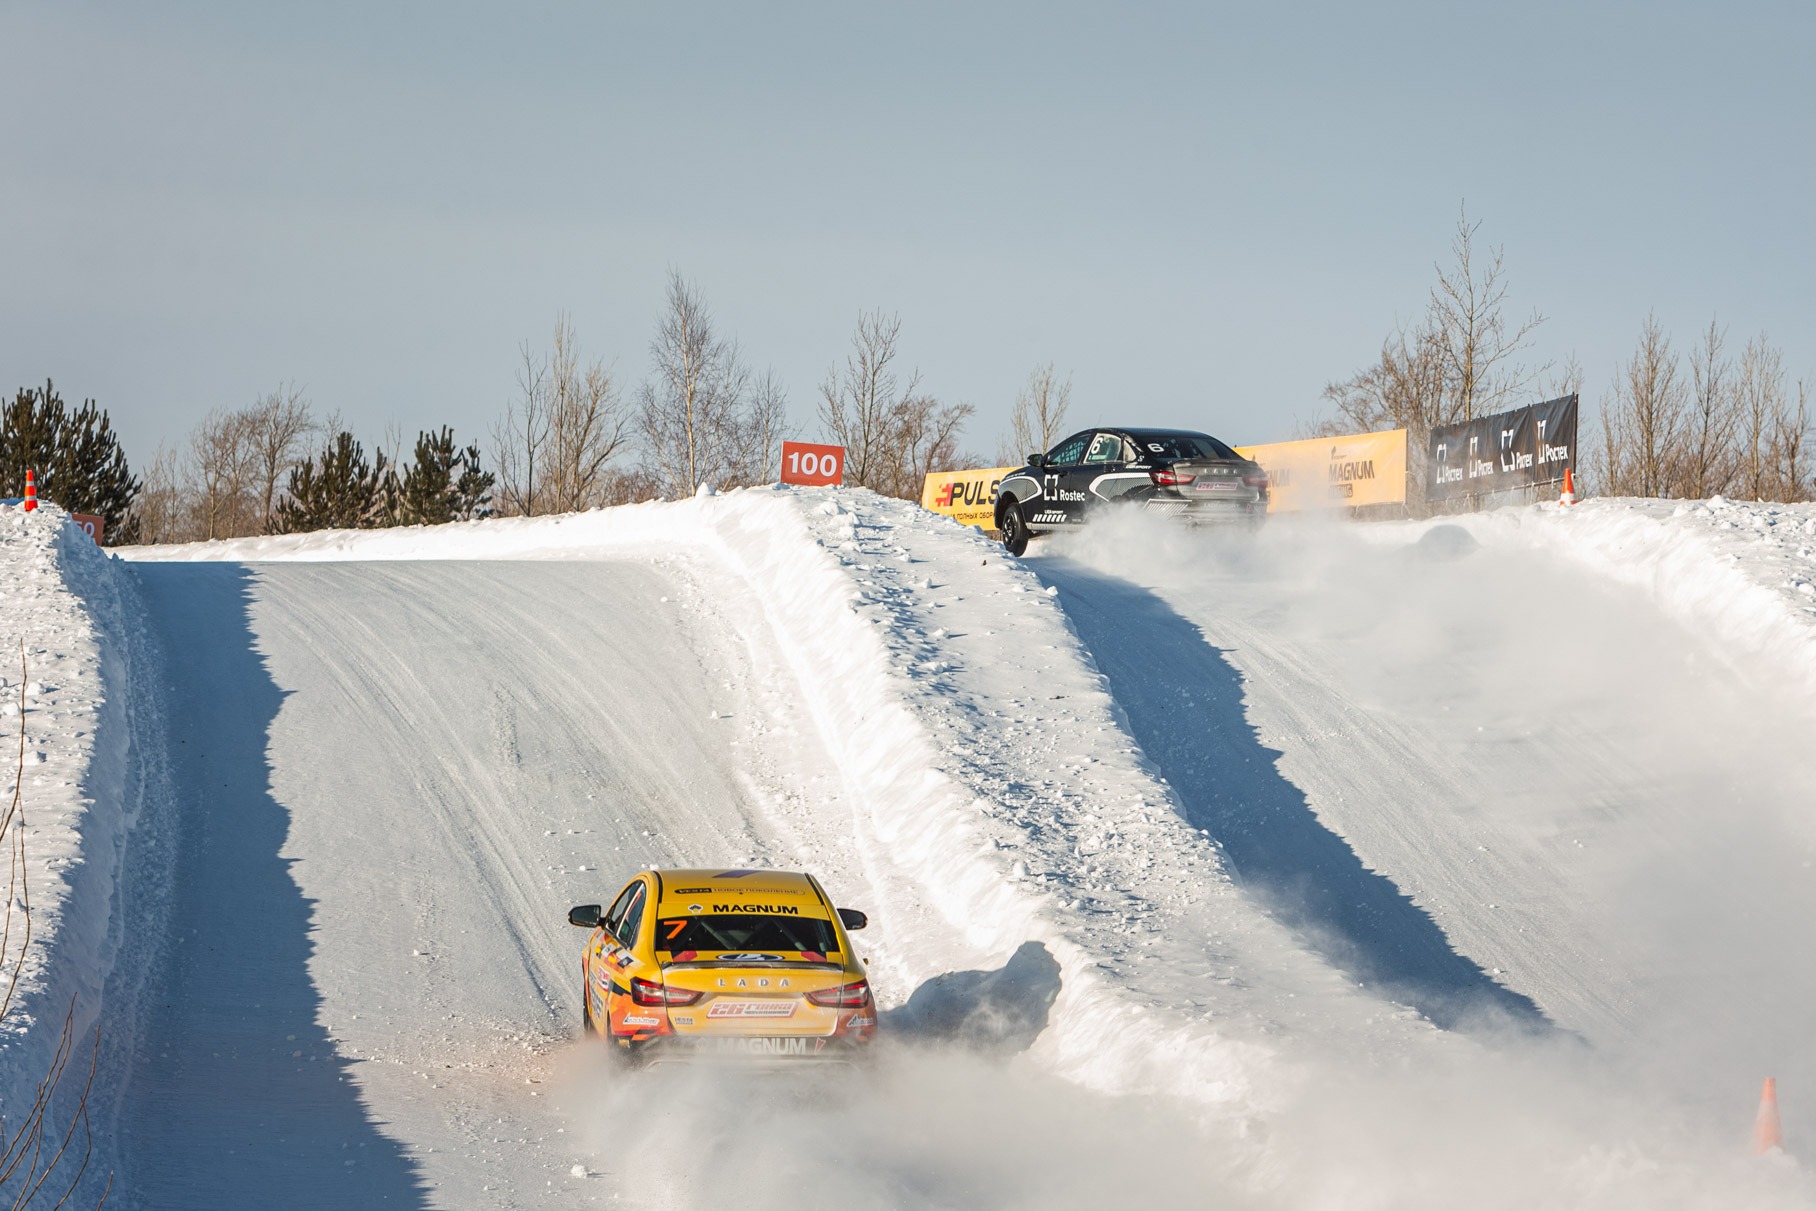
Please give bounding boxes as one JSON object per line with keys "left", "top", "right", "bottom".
{"left": 708, "top": 999, "right": 798, "bottom": 1019}
{"left": 698, "top": 1036, "right": 825, "bottom": 1055}
{"left": 674, "top": 887, "right": 713, "bottom": 895}
{"left": 672, "top": 1016, "right": 694, "bottom": 1026}
{"left": 711, "top": 903, "right": 801, "bottom": 915}
{"left": 622, "top": 1015, "right": 660, "bottom": 1027}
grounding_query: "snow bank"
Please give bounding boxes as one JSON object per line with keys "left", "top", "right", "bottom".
{"left": 1393, "top": 498, "right": 1816, "bottom": 709}
{"left": 0, "top": 505, "right": 159, "bottom": 1128}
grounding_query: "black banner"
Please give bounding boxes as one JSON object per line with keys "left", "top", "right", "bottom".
{"left": 1427, "top": 395, "right": 1577, "bottom": 500}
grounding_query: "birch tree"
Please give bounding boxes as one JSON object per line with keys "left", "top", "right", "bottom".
{"left": 1004, "top": 364, "right": 1073, "bottom": 462}
{"left": 638, "top": 272, "right": 772, "bottom": 497}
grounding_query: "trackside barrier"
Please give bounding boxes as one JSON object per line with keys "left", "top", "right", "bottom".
{"left": 1234, "top": 429, "right": 1408, "bottom": 513}
{"left": 920, "top": 467, "right": 1016, "bottom": 530}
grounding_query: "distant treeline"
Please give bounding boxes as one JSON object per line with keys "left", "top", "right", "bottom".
{"left": 1315, "top": 206, "right": 1811, "bottom": 504}
{"left": 17, "top": 227, "right": 1809, "bottom": 548}
{"left": 119, "top": 271, "right": 1085, "bottom": 546}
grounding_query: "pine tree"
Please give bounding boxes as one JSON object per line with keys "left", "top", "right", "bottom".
{"left": 394, "top": 427, "right": 496, "bottom": 526}
{"left": 273, "top": 431, "right": 391, "bottom": 533}
{"left": 1, "top": 381, "right": 142, "bottom": 543}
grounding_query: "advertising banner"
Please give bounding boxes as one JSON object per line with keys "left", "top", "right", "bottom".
{"left": 1426, "top": 395, "right": 1577, "bottom": 501}
{"left": 920, "top": 466, "right": 1016, "bottom": 529}
{"left": 781, "top": 441, "right": 845, "bottom": 486}
{"left": 1234, "top": 429, "right": 1407, "bottom": 512}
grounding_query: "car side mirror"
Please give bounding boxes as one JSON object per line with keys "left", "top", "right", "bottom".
{"left": 568, "top": 904, "right": 601, "bottom": 929}
{"left": 837, "top": 907, "right": 868, "bottom": 931}
{"left": 1027, "top": 454, "right": 1046, "bottom": 468}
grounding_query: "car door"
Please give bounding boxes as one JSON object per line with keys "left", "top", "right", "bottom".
{"left": 588, "top": 879, "right": 642, "bottom": 1032}
{"left": 1075, "top": 430, "right": 1140, "bottom": 510}
{"left": 1035, "top": 431, "right": 1093, "bottom": 526}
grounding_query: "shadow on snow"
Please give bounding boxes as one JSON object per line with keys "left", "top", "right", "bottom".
{"left": 1034, "top": 557, "right": 1554, "bottom": 1037}
{"left": 114, "top": 564, "right": 428, "bottom": 1209}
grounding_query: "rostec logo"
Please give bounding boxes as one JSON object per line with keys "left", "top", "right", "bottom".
{"left": 711, "top": 903, "right": 801, "bottom": 915}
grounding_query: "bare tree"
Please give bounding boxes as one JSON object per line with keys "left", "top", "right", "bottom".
{"left": 1321, "top": 206, "right": 1546, "bottom": 474}
{"left": 493, "top": 317, "right": 633, "bottom": 515}
{"left": 1429, "top": 205, "right": 1548, "bottom": 423}
{"left": 245, "top": 385, "right": 314, "bottom": 530}
{"left": 886, "top": 391, "right": 975, "bottom": 498}
{"left": 1767, "top": 377, "right": 1811, "bottom": 501}
{"left": 1320, "top": 321, "right": 1449, "bottom": 438}
{"left": 726, "top": 369, "right": 789, "bottom": 485}
{"left": 1674, "top": 319, "right": 1738, "bottom": 499}
{"left": 492, "top": 345, "right": 551, "bottom": 516}
{"left": 1735, "top": 334, "right": 1788, "bottom": 501}
{"left": 638, "top": 273, "right": 764, "bottom": 497}
{"left": 542, "top": 315, "right": 629, "bottom": 513}
{"left": 1003, "top": 364, "right": 1073, "bottom": 463}
{"left": 189, "top": 407, "right": 258, "bottom": 539}
{"left": 819, "top": 310, "right": 972, "bottom": 498}
{"left": 1601, "top": 314, "right": 1687, "bottom": 497}
{"left": 819, "top": 311, "right": 910, "bottom": 489}
{"left": 128, "top": 445, "right": 192, "bottom": 545}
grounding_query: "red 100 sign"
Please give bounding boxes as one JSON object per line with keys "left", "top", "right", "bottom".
{"left": 781, "top": 441, "right": 845, "bottom": 486}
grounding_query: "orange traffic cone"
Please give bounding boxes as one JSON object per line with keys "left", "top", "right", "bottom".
{"left": 1559, "top": 467, "right": 1577, "bottom": 506}
{"left": 1754, "top": 1077, "right": 1784, "bottom": 1155}
{"left": 22, "top": 468, "right": 36, "bottom": 512}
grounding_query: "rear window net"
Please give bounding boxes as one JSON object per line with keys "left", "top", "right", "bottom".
{"left": 656, "top": 915, "right": 838, "bottom": 957}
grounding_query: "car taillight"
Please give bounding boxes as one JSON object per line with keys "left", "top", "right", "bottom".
{"left": 1243, "top": 472, "right": 1269, "bottom": 488}
{"left": 1150, "top": 468, "right": 1195, "bottom": 486}
{"left": 806, "top": 980, "right": 872, "bottom": 1009}
{"left": 630, "top": 976, "right": 702, "bottom": 1007}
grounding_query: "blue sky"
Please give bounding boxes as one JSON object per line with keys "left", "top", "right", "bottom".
{"left": 5, "top": 2, "right": 1812, "bottom": 470}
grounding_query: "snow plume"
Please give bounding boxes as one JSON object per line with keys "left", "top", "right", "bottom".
{"left": 1044, "top": 505, "right": 1816, "bottom": 1207}
{"left": 554, "top": 1047, "right": 1259, "bottom": 1209}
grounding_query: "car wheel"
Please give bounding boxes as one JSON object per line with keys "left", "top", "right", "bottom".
{"left": 1000, "top": 500, "right": 1030, "bottom": 556}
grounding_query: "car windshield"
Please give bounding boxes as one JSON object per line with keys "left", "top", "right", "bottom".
{"left": 1134, "top": 433, "right": 1239, "bottom": 461}
{"left": 655, "top": 915, "right": 839, "bottom": 956}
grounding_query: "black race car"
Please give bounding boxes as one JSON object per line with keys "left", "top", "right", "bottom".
{"left": 993, "top": 427, "right": 1268, "bottom": 555}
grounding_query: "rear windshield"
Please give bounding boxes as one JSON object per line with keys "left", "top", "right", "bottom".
{"left": 656, "top": 915, "right": 838, "bottom": 957}
{"left": 1133, "top": 433, "right": 1239, "bottom": 461}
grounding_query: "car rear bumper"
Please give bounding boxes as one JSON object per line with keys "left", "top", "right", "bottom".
{"left": 637, "top": 1033, "right": 873, "bottom": 1067}
{"left": 1141, "top": 499, "right": 1267, "bottom": 525}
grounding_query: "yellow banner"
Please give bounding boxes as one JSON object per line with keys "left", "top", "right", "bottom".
{"left": 1235, "top": 430, "right": 1407, "bottom": 512}
{"left": 920, "top": 467, "right": 1017, "bottom": 529}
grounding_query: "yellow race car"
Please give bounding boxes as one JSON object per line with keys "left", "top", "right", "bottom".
{"left": 568, "top": 868, "right": 877, "bottom": 1062}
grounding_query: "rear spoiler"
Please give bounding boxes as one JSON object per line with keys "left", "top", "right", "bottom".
{"left": 660, "top": 959, "right": 845, "bottom": 972}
